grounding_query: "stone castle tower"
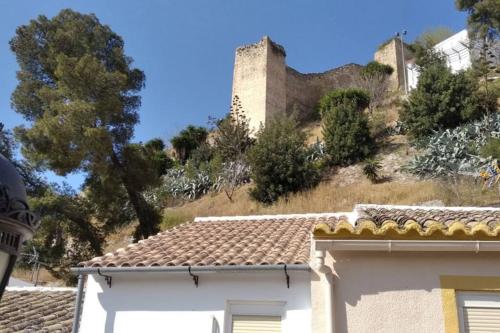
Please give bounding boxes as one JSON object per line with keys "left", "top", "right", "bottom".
{"left": 231, "top": 36, "right": 363, "bottom": 133}
{"left": 374, "top": 38, "right": 414, "bottom": 92}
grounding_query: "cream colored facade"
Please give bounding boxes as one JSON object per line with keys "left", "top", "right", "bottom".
{"left": 311, "top": 249, "right": 500, "bottom": 333}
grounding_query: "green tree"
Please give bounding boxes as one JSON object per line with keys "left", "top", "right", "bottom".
{"left": 322, "top": 103, "right": 373, "bottom": 166}
{"left": 10, "top": 9, "right": 160, "bottom": 239}
{"left": 248, "top": 115, "right": 320, "bottom": 203}
{"left": 400, "top": 60, "right": 485, "bottom": 139}
{"left": 357, "top": 61, "right": 394, "bottom": 114}
{"left": 29, "top": 185, "right": 103, "bottom": 284}
{"left": 144, "top": 138, "right": 173, "bottom": 177}
{"left": 456, "top": 0, "right": 499, "bottom": 119}
{"left": 456, "top": 0, "right": 499, "bottom": 41}
{"left": 211, "top": 95, "right": 253, "bottom": 162}
{"left": 0, "top": 123, "right": 45, "bottom": 196}
{"left": 170, "top": 125, "right": 208, "bottom": 164}
{"left": 317, "top": 88, "right": 370, "bottom": 118}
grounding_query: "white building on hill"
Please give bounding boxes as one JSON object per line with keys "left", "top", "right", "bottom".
{"left": 407, "top": 29, "right": 472, "bottom": 90}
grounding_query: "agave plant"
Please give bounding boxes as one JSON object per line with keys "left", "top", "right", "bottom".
{"left": 406, "top": 114, "right": 500, "bottom": 178}
{"left": 363, "top": 158, "right": 382, "bottom": 183}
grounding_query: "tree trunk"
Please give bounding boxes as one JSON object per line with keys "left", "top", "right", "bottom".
{"left": 111, "top": 151, "right": 160, "bottom": 240}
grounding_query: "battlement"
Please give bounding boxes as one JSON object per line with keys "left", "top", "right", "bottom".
{"left": 236, "top": 36, "right": 286, "bottom": 57}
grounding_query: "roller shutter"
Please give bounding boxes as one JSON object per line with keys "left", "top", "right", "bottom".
{"left": 463, "top": 307, "right": 500, "bottom": 332}
{"left": 458, "top": 292, "right": 500, "bottom": 333}
{"left": 232, "top": 315, "right": 281, "bottom": 333}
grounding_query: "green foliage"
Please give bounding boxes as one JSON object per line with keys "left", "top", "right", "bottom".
{"left": 358, "top": 61, "right": 393, "bottom": 113}
{"left": 0, "top": 123, "right": 45, "bottom": 196}
{"left": 9, "top": 9, "right": 159, "bottom": 239}
{"left": 481, "top": 138, "right": 500, "bottom": 160}
{"left": 144, "top": 138, "right": 173, "bottom": 177}
{"left": 29, "top": 185, "right": 103, "bottom": 284}
{"left": 409, "top": 28, "right": 453, "bottom": 69}
{"left": 414, "top": 27, "right": 454, "bottom": 49}
{"left": 211, "top": 95, "right": 253, "bottom": 162}
{"left": 187, "top": 144, "right": 214, "bottom": 169}
{"left": 401, "top": 61, "right": 485, "bottom": 139}
{"left": 317, "top": 88, "right": 370, "bottom": 118}
{"left": 362, "top": 61, "right": 394, "bottom": 77}
{"left": 170, "top": 125, "right": 208, "bottom": 164}
{"left": 456, "top": 0, "right": 499, "bottom": 82}
{"left": 248, "top": 115, "right": 320, "bottom": 204}
{"left": 363, "top": 158, "right": 382, "bottom": 183}
{"left": 322, "top": 103, "right": 374, "bottom": 166}
{"left": 455, "top": 0, "right": 499, "bottom": 40}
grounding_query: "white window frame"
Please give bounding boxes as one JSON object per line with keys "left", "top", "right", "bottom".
{"left": 457, "top": 291, "right": 500, "bottom": 333}
{"left": 223, "top": 300, "right": 286, "bottom": 333}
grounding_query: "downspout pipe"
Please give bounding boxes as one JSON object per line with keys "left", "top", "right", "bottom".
{"left": 72, "top": 274, "right": 85, "bottom": 333}
{"left": 315, "top": 250, "right": 334, "bottom": 333}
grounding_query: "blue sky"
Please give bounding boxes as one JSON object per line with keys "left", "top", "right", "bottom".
{"left": 0, "top": 0, "right": 467, "bottom": 189}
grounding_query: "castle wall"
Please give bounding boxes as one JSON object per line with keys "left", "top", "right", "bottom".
{"left": 374, "top": 38, "right": 413, "bottom": 92}
{"left": 231, "top": 36, "right": 363, "bottom": 132}
{"left": 285, "top": 64, "right": 362, "bottom": 121}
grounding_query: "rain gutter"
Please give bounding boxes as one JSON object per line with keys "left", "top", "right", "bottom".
{"left": 71, "top": 263, "right": 310, "bottom": 275}
{"left": 315, "top": 240, "right": 500, "bottom": 252}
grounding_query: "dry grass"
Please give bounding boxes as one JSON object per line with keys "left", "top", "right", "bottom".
{"left": 303, "top": 121, "right": 323, "bottom": 144}
{"left": 11, "top": 267, "right": 63, "bottom": 286}
{"left": 162, "top": 177, "right": 499, "bottom": 226}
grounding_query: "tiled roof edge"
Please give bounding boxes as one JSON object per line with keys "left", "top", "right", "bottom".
{"left": 355, "top": 204, "right": 500, "bottom": 212}
{"left": 194, "top": 212, "right": 354, "bottom": 222}
{"left": 5, "top": 286, "right": 77, "bottom": 292}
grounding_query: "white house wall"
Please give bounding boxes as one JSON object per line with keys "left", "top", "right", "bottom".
{"left": 79, "top": 270, "right": 311, "bottom": 333}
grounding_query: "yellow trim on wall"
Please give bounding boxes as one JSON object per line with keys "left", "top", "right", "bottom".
{"left": 314, "top": 220, "right": 500, "bottom": 240}
{"left": 440, "top": 275, "right": 500, "bottom": 333}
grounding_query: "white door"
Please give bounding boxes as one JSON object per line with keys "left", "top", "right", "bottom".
{"left": 458, "top": 292, "right": 500, "bottom": 333}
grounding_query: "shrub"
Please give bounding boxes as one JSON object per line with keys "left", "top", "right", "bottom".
{"left": 358, "top": 61, "right": 394, "bottom": 114}
{"left": 248, "top": 114, "right": 320, "bottom": 203}
{"left": 481, "top": 138, "right": 500, "bottom": 160}
{"left": 400, "top": 61, "right": 484, "bottom": 139}
{"left": 317, "top": 88, "right": 370, "bottom": 118}
{"left": 363, "top": 158, "right": 382, "bottom": 183}
{"left": 322, "top": 103, "right": 374, "bottom": 166}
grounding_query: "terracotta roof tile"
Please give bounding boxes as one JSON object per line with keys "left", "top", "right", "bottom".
{"left": 315, "top": 206, "right": 500, "bottom": 240}
{"left": 356, "top": 207, "right": 500, "bottom": 228}
{"left": 0, "top": 288, "right": 75, "bottom": 333}
{"left": 80, "top": 215, "right": 344, "bottom": 268}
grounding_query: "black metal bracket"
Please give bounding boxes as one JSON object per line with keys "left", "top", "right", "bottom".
{"left": 188, "top": 266, "right": 199, "bottom": 288}
{"left": 97, "top": 269, "right": 112, "bottom": 288}
{"left": 284, "top": 265, "right": 290, "bottom": 288}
